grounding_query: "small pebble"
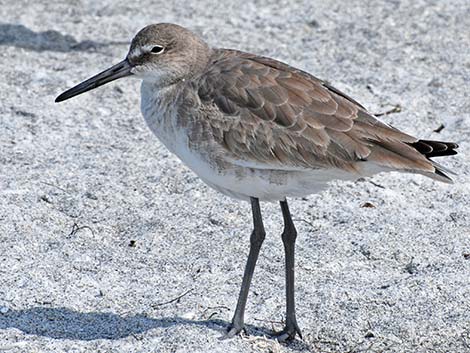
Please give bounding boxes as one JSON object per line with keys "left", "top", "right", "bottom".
{"left": 181, "top": 311, "right": 196, "bottom": 320}
{"left": 361, "top": 202, "right": 376, "bottom": 208}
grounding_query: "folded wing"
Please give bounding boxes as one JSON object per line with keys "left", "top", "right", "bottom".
{"left": 197, "top": 49, "right": 457, "bottom": 181}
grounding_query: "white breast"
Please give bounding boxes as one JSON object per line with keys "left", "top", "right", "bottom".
{"left": 141, "top": 81, "right": 231, "bottom": 185}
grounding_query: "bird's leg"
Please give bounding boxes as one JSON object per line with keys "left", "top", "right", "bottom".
{"left": 226, "top": 197, "right": 266, "bottom": 338}
{"left": 274, "top": 199, "right": 302, "bottom": 341}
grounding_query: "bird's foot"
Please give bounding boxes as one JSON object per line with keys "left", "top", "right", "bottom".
{"left": 224, "top": 322, "right": 245, "bottom": 339}
{"left": 272, "top": 320, "right": 302, "bottom": 342}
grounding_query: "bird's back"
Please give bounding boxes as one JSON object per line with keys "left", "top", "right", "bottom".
{"left": 195, "top": 48, "right": 457, "bottom": 183}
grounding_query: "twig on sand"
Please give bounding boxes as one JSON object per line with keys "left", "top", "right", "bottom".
{"left": 369, "top": 180, "right": 385, "bottom": 189}
{"left": 68, "top": 222, "right": 94, "bottom": 237}
{"left": 151, "top": 288, "right": 194, "bottom": 307}
{"left": 374, "top": 104, "right": 402, "bottom": 117}
{"left": 40, "top": 181, "right": 71, "bottom": 194}
{"left": 292, "top": 218, "right": 318, "bottom": 230}
{"left": 433, "top": 123, "right": 445, "bottom": 133}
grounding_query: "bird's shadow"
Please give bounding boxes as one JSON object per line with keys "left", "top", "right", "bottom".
{"left": 0, "top": 306, "right": 274, "bottom": 341}
{"left": 0, "top": 23, "right": 126, "bottom": 52}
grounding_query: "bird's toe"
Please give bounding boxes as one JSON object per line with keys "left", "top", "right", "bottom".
{"left": 272, "top": 322, "right": 302, "bottom": 342}
{"left": 222, "top": 323, "right": 245, "bottom": 339}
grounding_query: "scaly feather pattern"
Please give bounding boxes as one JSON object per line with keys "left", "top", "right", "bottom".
{"left": 197, "top": 49, "right": 457, "bottom": 181}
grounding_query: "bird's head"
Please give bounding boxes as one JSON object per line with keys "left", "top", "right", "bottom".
{"left": 55, "top": 23, "right": 211, "bottom": 103}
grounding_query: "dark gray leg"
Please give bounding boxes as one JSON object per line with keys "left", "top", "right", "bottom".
{"left": 226, "top": 197, "right": 266, "bottom": 337}
{"left": 275, "top": 199, "right": 302, "bottom": 341}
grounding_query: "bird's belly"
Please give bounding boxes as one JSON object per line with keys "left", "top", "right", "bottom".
{"left": 198, "top": 166, "right": 358, "bottom": 202}
{"left": 147, "top": 122, "right": 356, "bottom": 201}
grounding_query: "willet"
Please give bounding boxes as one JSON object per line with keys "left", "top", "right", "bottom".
{"left": 56, "top": 23, "right": 458, "bottom": 341}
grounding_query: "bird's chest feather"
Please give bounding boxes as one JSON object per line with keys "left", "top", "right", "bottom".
{"left": 141, "top": 82, "right": 182, "bottom": 151}
{"left": 140, "top": 81, "right": 223, "bottom": 177}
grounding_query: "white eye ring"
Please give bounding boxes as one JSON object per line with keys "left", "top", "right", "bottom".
{"left": 150, "top": 45, "right": 164, "bottom": 54}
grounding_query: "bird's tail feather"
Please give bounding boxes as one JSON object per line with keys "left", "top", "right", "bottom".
{"left": 408, "top": 139, "right": 458, "bottom": 183}
{"left": 366, "top": 138, "right": 458, "bottom": 183}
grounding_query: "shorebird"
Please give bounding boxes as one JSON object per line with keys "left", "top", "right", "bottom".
{"left": 56, "top": 23, "right": 458, "bottom": 341}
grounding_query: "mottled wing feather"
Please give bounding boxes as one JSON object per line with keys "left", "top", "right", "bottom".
{"left": 197, "top": 49, "right": 434, "bottom": 174}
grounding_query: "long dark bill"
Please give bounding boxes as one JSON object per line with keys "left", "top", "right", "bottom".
{"left": 55, "top": 59, "right": 133, "bottom": 103}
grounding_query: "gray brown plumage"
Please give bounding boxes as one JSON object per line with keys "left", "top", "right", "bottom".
{"left": 55, "top": 23, "right": 458, "bottom": 342}
{"left": 198, "top": 49, "right": 457, "bottom": 180}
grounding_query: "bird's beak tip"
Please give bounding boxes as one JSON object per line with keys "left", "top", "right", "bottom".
{"left": 55, "top": 95, "right": 65, "bottom": 103}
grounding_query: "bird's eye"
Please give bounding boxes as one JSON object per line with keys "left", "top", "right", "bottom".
{"left": 150, "top": 45, "right": 164, "bottom": 54}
